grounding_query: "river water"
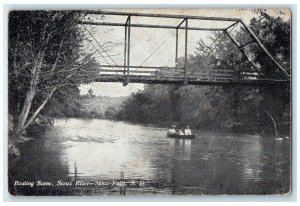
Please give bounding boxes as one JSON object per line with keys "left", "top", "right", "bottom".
{"left": 9, "top": 118, "right": 290, "bottom": 195}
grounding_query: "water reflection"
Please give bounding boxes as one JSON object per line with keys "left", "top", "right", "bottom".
{"left": 170, "top": 139, "right": 192, "bottom": 160}
{"left": 12, "top": 118, "right": 289, "bottom": 195}
{"left": 52, "top": 119, "right": 174, "bottom": 181}
{"left": 240, "top": 136, "right": 263, "bottom": 181}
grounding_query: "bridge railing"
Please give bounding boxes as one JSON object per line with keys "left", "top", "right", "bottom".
{"left": 97, "top": 65, "right": 266, "bottom": 83}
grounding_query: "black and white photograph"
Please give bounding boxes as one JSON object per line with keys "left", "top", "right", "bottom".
{"left": 7, "top": 8, "right": 291, "bottom": 196}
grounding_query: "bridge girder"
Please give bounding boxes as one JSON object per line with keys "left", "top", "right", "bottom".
{"left": 79, "top": 10, "right": 290, "bottom": 85}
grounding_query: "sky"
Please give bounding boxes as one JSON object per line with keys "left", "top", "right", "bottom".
{"left": 79, "top": 8, "right": 290, "bottom": 97}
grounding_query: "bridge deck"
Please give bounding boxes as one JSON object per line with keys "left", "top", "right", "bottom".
{"left": 94, "top": 75, "right": 289, "bottom": 87}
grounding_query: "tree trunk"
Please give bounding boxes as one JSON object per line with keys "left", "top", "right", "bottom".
{"left": 22, "top": 86, "right": 58, "bottom": 131}
{"left": 14, "top": 50, "right": 45, "bottom": 138}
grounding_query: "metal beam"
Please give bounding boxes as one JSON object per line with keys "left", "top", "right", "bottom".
{"left": 177, "top": 18, "right": 187, "bottom": 28}
{"left": 184, "top": 18, "right": 188, "bottom": 85}
{"left": 225, "top": 30, "right": 240, "bottom": 48}
{"left": 225, "top": 30, "right": 263, "bottom": 77}
{"left": 239, "top": 20, "right": 290, "bottom": 81}
{"left": 93, "top": 75, "right": 289, "bottom": 87}
{"left": 175, "top": 18, "right": 188, "bottom": 66}
{"left": 238, "top": 40, "right": 255, "bottom": 49}
{"left": 175, "top": 28, "right": 179, "bottom": 65}
{"left": 79, "top": 21, "right": 225, "bottom": 31}
{"left": 123, "top": 24, "right": 127, "bottom": 76}
{"left": 127, "top": 15, "right": 131, "bottom": 82}
{"left": 99, "top": 65, "right": 184, "bottom": 70}
{"left": 86, "top": 10, "right": 241, "bottom": 22}
{"left": 123, "top": 15, "right": 130, "bottom": 80}
{"left": 99, "top": 69, "right": 159, "bottom": 74}
{"left": 125, "top": 15, "right": 130, "bottom": 25}
{"left": 225, "top": 21, "right": 238, "bottom": 30}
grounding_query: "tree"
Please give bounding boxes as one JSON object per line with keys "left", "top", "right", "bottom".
{"left": 250, "top": 12, "right": 291, "bottom": 136}
{"left": 8, "top": 10, "right": 99, "bottom": 142}
{"left": 248, "top": 12, "right": 291, "bottom": 76}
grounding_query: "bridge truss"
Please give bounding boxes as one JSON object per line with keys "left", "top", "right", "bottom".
{"left": 79, "top": 10, "right": 290, "bottom": 87}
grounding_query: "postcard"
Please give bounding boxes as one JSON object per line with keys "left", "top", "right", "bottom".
{"left": 8, "top": 8, "right": 291, "bottom": 196}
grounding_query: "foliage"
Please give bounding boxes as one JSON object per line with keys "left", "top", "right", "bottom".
{"left": 79, "top": 95, "right": 129, "bottom": 119}
{"left": 248, "top": 12, "right": 291, "bottom": 76}
{"left": 8, "top": 10, "right": 98, "bottom": 138}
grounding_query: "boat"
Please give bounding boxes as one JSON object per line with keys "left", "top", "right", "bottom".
{"left": 167, "top": 133, "right": 196, "bottom": 139}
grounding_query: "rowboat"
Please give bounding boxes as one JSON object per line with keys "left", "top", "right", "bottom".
{"left": 167, "top": 133, "right": 196, "bottom": 139}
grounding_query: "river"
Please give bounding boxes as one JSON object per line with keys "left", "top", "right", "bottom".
{"left": 9, "top": 118, "right": 290, "bottom": 195}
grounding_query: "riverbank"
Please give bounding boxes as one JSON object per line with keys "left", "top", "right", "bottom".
{"left": 111, "top": 118, "right": 288, "bottom": 138}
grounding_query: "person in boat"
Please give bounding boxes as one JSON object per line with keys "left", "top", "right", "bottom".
{"left": 184, "top": 126, "right": 192, "bottom": 135}
{"left": 177, "top": 129, "right": 184, "bottom": 135}
{"left": 168, "top": 125, "right": 177, "bottom": 135}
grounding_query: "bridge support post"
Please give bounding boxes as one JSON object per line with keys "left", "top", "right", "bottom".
{"left": 184, "top": 18, "right": 188, "bottom": 85}
{"left": 124, "top": 24, "right": 127, "bottom": 76}
{"left": 175, "top": 18, "right": 186, "bottom": 67}
{"left": 175, "top": 28, "right": 178, "bottom": 65}
{"left": 123, "top": 15, "right": 131, "bottom": 86}
{"left": 127, "top": 16, "right": 131, "bottom": 84}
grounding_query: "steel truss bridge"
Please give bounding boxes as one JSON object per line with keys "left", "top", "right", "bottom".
{"left": 79, "top": 10, "right": 290, "bottom": 87}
